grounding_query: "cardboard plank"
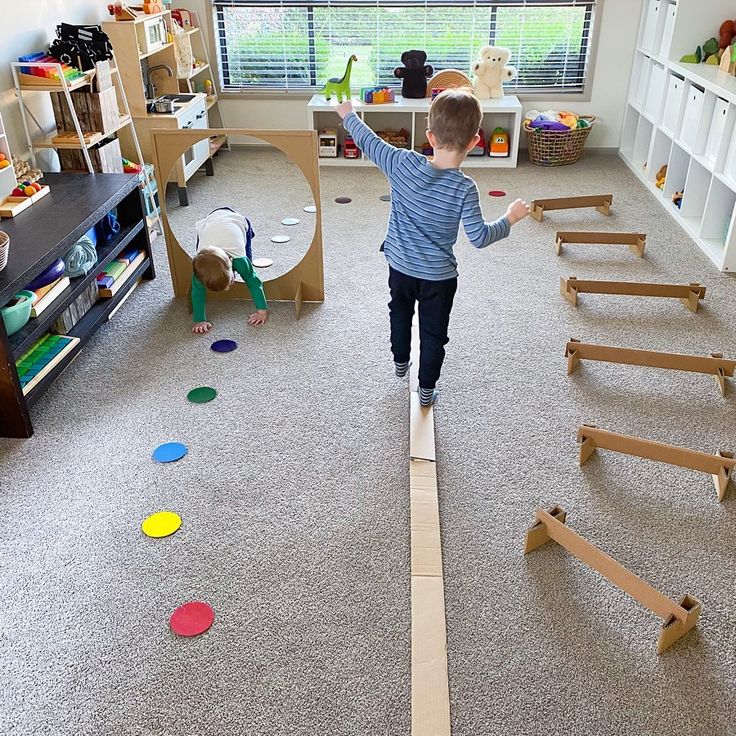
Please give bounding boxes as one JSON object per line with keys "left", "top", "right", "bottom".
{"left": 410, "top": 392, "right": 436, "bottom": 461}
{"left": 531, "top": 194, "right": 612, "bottom": 221}
{"left": 410, "top": 459, "right": 442, "bottom": 578}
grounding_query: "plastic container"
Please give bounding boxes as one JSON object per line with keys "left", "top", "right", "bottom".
{"left": 1, "top": 290, "right": 36, "bottom": 336}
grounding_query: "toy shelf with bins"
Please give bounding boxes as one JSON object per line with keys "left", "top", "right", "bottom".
{"left": 620, "top": 0, "right": 736, "bottom": 271}
{"left": 307, "top": 94, "right": 522, "bottom": 168}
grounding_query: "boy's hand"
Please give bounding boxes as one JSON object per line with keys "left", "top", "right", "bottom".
{"left": 192, "top": 321, "right": 212, "bottom": 334}
{"left": 505, "top": 198, "right": 530, "bottom": 225}
{"left": 336, "top": 100, "right": 353, "bottom": 119}
{"left": 248, "top": 309, "right": 268, "bottom": 326}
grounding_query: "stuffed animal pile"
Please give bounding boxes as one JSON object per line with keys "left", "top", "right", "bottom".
{"left": 524, "top": 110, "right": 593, "bottom": 132}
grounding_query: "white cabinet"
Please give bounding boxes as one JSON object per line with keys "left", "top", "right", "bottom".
{"left": 181, "top": 98, "right": 209, "bottom": 181}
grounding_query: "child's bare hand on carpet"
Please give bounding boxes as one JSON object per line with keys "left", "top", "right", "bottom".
{"left": 248, "top": 310, "right": 268, "bottom": 326}
{"left": 192, "top": 321, "right": 212, "bottom": 334}
{"left": 336, "top": 100, "right": 353, "bottom": 119}
{"left": 506, "top": 198, "right": 530, "bottom": 225}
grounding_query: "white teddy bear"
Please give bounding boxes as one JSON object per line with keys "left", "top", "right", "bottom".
{"left": 472, "top": 46, "right": 517, "bottom": 99}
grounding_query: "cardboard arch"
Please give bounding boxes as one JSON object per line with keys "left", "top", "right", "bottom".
{"left": 150, "top": 128, "right": 324, "bottom": 318}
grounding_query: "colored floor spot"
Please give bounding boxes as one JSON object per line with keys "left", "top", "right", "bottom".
{"left": 153, "top": 442, "right": 188, "bottom": 463}
{"left": 271, "top": 235, "right": 291, "bottom": 243}
{"left": 211, "top": 339, "right": 237, "bottom": 353}
{"left": 379, "top": 194, "right": 391, "bottom": 202}
{"left": 252, "top": 258, "right": 273, "bottom": 268}
{"left": 142, "top": 511, "right": 182, "bottom": 538}
{"left": 335, "top": 197, "right": 352, "bottom": 204}
{"left": 488, "top": 190, "right": 507, "bottom": 197}
{"left": 170, "top": 601, "right": 215, "bottom": 637}
{"left": 187, "top": 386, "right": 217, "bottom": 404}
{"left": 303, "top": 205, "right": 317, "bottom": 213}
{"left": 281, "top": 218, "right": 300, "bottom": 226}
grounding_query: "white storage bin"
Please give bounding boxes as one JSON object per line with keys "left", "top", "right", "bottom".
{"left": 662, "top": 75, "right": 685, "bottom": 134}
{"left": 641, "top": 0, "right": 661, "bottom": 53}
{"left": 635, "top": 59, "right": 652, "bottom": 109}
{"left": 724, "top": 132, "right": 736, "bottom": 183}
{"left": 680, "top": 86, "right": 705, "bottom": 150}
{"left": 705, "top": 98, "right": 729, "bottom": 164}
{"left": 645, "top": 64, "right": 666, "bottom": 120}
{"left": 659, "top": 2, "right": 677, "bottom": 58}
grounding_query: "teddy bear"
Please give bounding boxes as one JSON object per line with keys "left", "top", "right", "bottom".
{"left": 394, "top": 50, "right": 433, "bottom": 99}
{"left": 471, "top": 46, "right": 517, "bottom": 99}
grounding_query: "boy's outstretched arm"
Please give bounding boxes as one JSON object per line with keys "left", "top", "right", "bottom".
{"left": 336, "top": 100, "right": 405, "bottom": 177}
{"left": 461, "top": 182, "right": 529, "bottom": 248}
{"left": 191, "top": 274, "right": 212, "bottom": 333}
{"left": 232, "top": 257, "right": 269, "bottom": 325}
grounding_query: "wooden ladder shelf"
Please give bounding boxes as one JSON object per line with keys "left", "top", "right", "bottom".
{"left": 530, "top": 194, "right": 612, "bottom": 222}
{"left": 524, "top": 506, "right": 701, "bottom": 654}
{"left": 560, "top": 277, "right": 706, "bottom": 312}
{"left": 565, "top": 338, "right": 735, "bottom": 396}
{"left": 577, "top": 424, "right": 736, "bottom": 501}
{"left": 555, "top": 231, "right": 646, "bottom": 257}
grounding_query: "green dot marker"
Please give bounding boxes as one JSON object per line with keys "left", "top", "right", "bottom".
{"left": 187, "top": 386, "right": 217, "bottom": 404}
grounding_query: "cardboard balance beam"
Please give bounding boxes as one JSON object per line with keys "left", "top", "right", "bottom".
{"left": 577, "top": 424, "right": 736, "bottom": 501}
{"left": 560, "top": 277, "right": 706, "bottom": 312}
{"left": 524, "top": 506, "right": 701, "bottom": 654}
{"left": 565, "top": 338, "right": 735, "bottom": 396}
{"left": 555, "top": 231, "right": 646, "bottom": 257}
{"left": 530, "top": 194, "right": 612, "bottom": 222}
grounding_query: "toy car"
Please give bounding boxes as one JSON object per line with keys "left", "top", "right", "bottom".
{"left": 469, "top": 129, "right": 486, "bottom": 156}
{"left": 489, "top": 127, "right": 510, "bottom": 157}
{"left": 343, "top": 135, "right": 359, "bottom": 159}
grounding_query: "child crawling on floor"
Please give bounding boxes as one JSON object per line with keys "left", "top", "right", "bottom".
{"left": 335, "top": 88, "right": 529, "bottom": 405}
{"left": 190, "top": 207, "right": 269, "bottom": 334}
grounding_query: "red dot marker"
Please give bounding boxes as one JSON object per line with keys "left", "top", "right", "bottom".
{"left": 169, "top": 601, "right": 215, "bottom": 637}
{"left": 488, "top": 190, "right": 507, "bottom": 197}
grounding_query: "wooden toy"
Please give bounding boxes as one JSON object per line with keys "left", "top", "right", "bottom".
{"left": 0, "top": 183, "right": 50, "bottom": 218}
{"left": 555, "top": 231, "right": 645, "bottom": 257}
{"left": 151, "top": 128, "right": 324, "bottom": 319}
{"left": 565, "top": 338, "right": 735, "bottom": 395}
{"left": 560, "top": 277, "right": 706, "bottom": 312}
{"left": 408, "top": 318, "right": 449, "bottom": 735}
{"left": 577, "top": 424, "right": 736, "bottom": 501}
{"left": 530, "top": 194, "right": 612, "bottom": 221}
{"left": 425, "top": 69, "right": 472, "bottom": 97}
{"left": 321, "top": 55, "right": 357, "bottom": 102}
{"left": 318, "top": 130, "right": 338, "bottom": 158}
{"left": 15, "top": 333, "right": 80, "bottom": 396}
{"left": 361, "top": 87, "right": 396, "bottom": 104}
{"left": 524, "top": 506, "right": 701, "bottom": 654}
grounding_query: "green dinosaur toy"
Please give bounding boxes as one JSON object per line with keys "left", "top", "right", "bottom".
{"left": 321, "top": 55, "right": 357, "bottom": 102}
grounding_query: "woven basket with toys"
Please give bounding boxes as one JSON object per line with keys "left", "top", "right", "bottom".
{"left": 523, "top": 110, "right": 596, "bottom": 167}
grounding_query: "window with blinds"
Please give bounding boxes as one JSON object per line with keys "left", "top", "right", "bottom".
{"left": 213, "top": 0, "right": 596, "bottom": 94}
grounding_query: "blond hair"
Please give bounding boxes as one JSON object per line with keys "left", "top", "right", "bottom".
{"left": 428, "top": 87, "right": 483, "bottom": 152}
{"left": 193, "top": 247, "right": 232, "bottom": 291}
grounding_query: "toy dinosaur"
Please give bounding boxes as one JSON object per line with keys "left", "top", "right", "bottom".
{"left": 322, "top": 55, "right": 357, "bottom": 102}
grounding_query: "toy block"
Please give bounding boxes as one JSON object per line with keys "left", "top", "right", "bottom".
{"left": 555, "top": 231, "right": 646, "bottom": 257}
{"left": 560, "top": 277, "right": 705, "bottom": 312}
{"left": 576, "top": 424, "right": 736, "bottom": 501}
{"left": 564, "top": 338, "right": 735, "bottom": 394}
{"left": 524, "top": 506, "right": 701, "bottom": 654}
{"left": 530, "top": 194, "right": 612, "bottom": 222}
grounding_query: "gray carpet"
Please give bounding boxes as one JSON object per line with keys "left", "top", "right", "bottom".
{"left": 1, "top": 150, "right": 735, "bottom": 736}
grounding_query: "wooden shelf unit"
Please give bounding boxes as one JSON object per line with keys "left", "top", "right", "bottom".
{"left": 620, "top": 0, "right": 736, "bottom": 271}
{"left": 0, "top": 173, "right": 155, "bottom": 438}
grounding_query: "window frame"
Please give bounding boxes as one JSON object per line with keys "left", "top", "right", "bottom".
{"left": 206, "top": 0, "right": 603, "bottom": 102}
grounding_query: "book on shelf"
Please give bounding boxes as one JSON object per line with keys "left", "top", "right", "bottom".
{"left": 98, "top": 251, "right": 146, "bottom": 298}
{"left": 31, "top": 276, "right": 70, "bottom": 317}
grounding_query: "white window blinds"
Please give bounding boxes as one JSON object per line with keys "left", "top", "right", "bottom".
{"left": 213, "top": 0, "right": 596, "bottom": 93}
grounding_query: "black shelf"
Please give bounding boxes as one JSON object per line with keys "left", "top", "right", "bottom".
{"left": 25, "top": 257, "right": 151, "bottom": 407}
{"left": 9, "top": 220, "right": 145, "bottom": 357}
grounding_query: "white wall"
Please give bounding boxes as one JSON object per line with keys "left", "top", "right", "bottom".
{"left": 0, "top": 1, "right": 108, "bottom": 163}
{"left": 190, "top": 0, "right": 644, "bottom": 148}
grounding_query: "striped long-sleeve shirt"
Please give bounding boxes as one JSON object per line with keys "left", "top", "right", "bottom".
{"left": 344, "top": 112, "right": 511, "bottom": 281}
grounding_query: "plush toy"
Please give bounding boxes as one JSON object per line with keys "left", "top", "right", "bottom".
{"left": 655, "top": 164, "right": 667, "bottom": 190}
{"left": 393, "top": 51, "right": 433, "bottom": 99}
{"left": 471, "top": 46, "right": 516, "bottom": 100}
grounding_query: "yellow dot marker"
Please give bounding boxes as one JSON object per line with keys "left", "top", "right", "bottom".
{"left": 141, "top": 511, "right": 182, "bottom": 538}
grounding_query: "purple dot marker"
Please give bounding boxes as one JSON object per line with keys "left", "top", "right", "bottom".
{"left": 211, "top": 339, "right": 237, "bottom": 353}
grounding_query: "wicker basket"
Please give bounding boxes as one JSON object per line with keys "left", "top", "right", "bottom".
{"left": 524, "top": 116, "right": 596, "bottom": 166}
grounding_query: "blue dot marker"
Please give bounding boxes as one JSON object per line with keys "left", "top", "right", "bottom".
{"left": 153, "top": 442, "right": 188, "bottom": 463}
{"left": 211, "top": 339, "right": 237, "bottom": 353}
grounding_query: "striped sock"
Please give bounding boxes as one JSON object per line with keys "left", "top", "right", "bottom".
{"left": 395, "top": 360, "right": 410, "bottom": 378}
{"left": 419, "top": 387, "right": 438, "bottom": 407}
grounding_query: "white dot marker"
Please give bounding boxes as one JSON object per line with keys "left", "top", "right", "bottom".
{"left": 271, "top": 235, "right": 290, "bottom": 243}
{"left": 252, "top": 257, "right": 273, "bottom": 268}
{"left": 303, "top": 205, "right": 317, "bottom": 213}
{"left": 281, "top": 217, "right": 300, "bottom": 226}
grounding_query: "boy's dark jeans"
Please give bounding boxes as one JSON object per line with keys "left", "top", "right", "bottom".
{"left": 388, "top": 266, "right": 458, "bottom": 390}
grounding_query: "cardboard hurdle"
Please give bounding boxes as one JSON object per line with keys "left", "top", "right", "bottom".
{"left": 577, "top": 424, "right": 736, "bottom": 501}
{"left": 530, "top": 194, "right": 612, "bottom": 222}
{"left": 565, "top": 338, "right": 735, "bottom": 396}
{"left": 560, "top": 277, "right": 706, "bottom": 312}
{"left": 555, "top": 231, "right": 646, "bottom": 257}
{"left": 524, "top": 506, "right": 701, "bottom": 654}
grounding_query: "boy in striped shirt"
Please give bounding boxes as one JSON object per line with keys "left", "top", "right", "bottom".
{"left": 336, "top": 89, "right": 529, "bottom": 406}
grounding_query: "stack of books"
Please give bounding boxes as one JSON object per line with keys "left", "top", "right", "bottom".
{"left": 31, "top": 276, "right": 70, "bottom": 318}
{"left": 97, "top": 248, "right": 146, "bottom": 298}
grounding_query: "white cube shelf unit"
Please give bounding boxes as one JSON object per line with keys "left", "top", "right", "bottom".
{"left": 620, "top": 0, "right": 736, "bottom": 271}
{"left": 307, "top": 94, "right": 522, "bottom": 168}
